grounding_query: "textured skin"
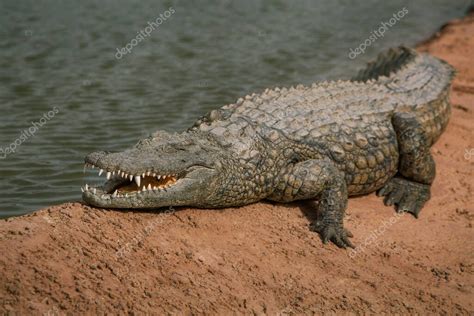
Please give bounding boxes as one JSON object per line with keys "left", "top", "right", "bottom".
{"left": 83, "top": 47, "right": 455, "bottom": 248}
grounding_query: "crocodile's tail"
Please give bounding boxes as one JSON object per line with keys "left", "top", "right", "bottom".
{"left": 352, "top": 46, "right": 418, "bottom": 82}
{"left": 351, "top": 46, "right": 455, "bottom": 103}
{"left": 353, "top": 46, "right": 456, "bottom": 145}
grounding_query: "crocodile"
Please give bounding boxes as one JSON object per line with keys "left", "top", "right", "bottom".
{"left": 82, "top": 46, "right": 455, "bottom": 248}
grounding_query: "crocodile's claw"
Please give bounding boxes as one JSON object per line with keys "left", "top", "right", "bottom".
{"left": 377, "top": 177, "right": 430, "bottom": 218}
{"left": 311, "top": 221, "right": 354, "bottom": 249}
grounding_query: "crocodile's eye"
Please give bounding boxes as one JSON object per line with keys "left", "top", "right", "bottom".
{"left": 289, "top": 157, "right": 300, "bottom": 164}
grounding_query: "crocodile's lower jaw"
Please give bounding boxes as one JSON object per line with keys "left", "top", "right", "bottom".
{"left": 81, "top": 163, "right": 180, "bottom": 203}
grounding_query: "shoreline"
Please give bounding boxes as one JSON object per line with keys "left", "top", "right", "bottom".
{"left": 1, "top": 13, "right": 473, "bottom": 314}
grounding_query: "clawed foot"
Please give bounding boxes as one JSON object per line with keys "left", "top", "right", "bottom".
{"left": 377, "top": 177, "right": 431, "bottom": 218}
{"left": 310, "top": 221, "right": 354, "bottom": 248}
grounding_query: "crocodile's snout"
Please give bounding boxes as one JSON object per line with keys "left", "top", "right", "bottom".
{"left": 82, "top": 132, "right": 223, "bottom": 209}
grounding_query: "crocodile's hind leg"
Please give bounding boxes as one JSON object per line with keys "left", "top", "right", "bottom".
{"left": 377, "top": 112, "right": 434, "bottom": 217}
{"left": 268, "top": 159, "right": 353, "bottom": 248}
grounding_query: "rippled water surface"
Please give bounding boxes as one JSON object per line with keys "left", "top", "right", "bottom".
{"left": 0, "top": 0, "right": 470, "bottom": 217}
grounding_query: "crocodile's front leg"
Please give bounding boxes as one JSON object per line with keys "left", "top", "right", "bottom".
{"left": 268, "top": 159, "right": 354, "bottom": 248}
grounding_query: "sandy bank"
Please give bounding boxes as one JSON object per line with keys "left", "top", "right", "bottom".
{"left": 1, "top": 13, "right": 473, "bottom": 315}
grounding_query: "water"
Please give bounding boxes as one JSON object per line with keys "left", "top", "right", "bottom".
{"left": 0, "top": 0, "right": 470, "bottom": 218}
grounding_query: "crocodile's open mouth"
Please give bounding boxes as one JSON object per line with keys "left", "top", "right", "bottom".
{"left": 82, "top": 163, "right": 180, "bottom": 198}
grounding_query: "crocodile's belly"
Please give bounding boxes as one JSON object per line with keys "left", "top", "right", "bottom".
{"left": 345, "top": 122, "right": 399, "bottom": 195}
{"left": 301, "top": 118, "right": 399, "bottom": 196}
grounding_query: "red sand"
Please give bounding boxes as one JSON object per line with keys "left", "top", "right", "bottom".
{"left": 1, "top": 14, "right": 473, "bottom": 315}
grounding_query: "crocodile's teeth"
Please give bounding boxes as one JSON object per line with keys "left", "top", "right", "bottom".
{"left": 93, "top": 188, "right": 96, "bottom": 194}
{"left": 157, "top": 175, "right": 161, "bottom": 179}
{"left": 106, "top": 172, "right": 111, "bottom": 180}
{"left": 142, "top": 186, "right": 146, "bottom": 192}
{"left": 112, "top": 190, "right": 118, "bottom": 197}
{"left": 146, "top": 171, "right": 151, "bottom": 176}
{"left": 134, "top": 176, "right": 141, "bottom": 187}
{"left": 112, "top": 171, "right": 115, "bottom": 176}
{"left": 147, "top": 184, "right": 152, "bottom": 190}
{"left": 142, "top": 173, "right": 146, "bottom": 178}
{"left": 152, "top": 173, "right": 156, "bottom": 177}
{"left": 129, "top": 175, "right": 133, "bottom": 181}
{"left": 153, "top": 186, "right": 158, "bottom": 190}
{"left": 99, "top": 169, "right": 104, "bottom": 176}
{"left": 81, "top": 187, "right": 84, "bottom": 193}
{"left": 85, "top": 184, "right": 89, "bottom": 191}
